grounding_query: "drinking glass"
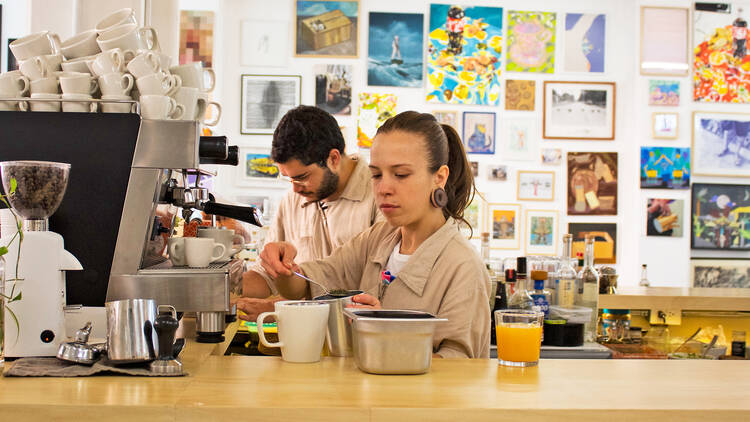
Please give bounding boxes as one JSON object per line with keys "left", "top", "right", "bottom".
{"left": 494, "top": 309, "right": 544, "bottom": 367}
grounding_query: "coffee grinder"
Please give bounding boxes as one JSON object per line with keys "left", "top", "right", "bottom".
{"left": 0, "top": 160, "right": 82, "bottom": 358}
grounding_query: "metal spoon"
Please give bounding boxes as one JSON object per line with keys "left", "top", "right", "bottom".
{"left": 293, "top": 271, "right": 330, "bottom": 296}
{"left": 701, "top": 335, "right": 719, "bottom": 359}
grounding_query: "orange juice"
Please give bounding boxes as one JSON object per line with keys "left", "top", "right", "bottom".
{"left": 496, "top": 323, "right": 542, "bottom": 363}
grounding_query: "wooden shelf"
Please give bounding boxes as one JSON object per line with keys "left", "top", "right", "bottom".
{"left": 599, "top": 287, "right": 750, "bottom": 312}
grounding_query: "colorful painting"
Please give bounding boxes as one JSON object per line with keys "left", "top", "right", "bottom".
{"left": 649, "top": 80, "right": 680, "bottom": 106}
{"left": 426, "top": 4, "right": 503, "bottom": 105}
{"left": 653, "top": 112, "right": 679, "bottom": 139}
{"left": 693, "top": 112, "right": 750, "bottom": 177}
{"left": 564, "top": 13, "right": 605, "bottom": 73}
{"left": 179, "top": 10, "right": 214, "bottom": 67}
{"left": 357, "top": 93, "right": 396, "bottom": 148}
{"left": 488, "top": 165, "right": 507, "bottom": 181}
{"left": 691, "top": 183, "right": 750, "bottom": 250}
{"left": 240, "top": 75, "right": 301, "bottom": 135}
{"left": 505, "top": 79, "right": 535, "bottom": 110}
{"left": 245, "top": 152, "right": 279, "bottom": 179}
{"left": 315, "top": 64, "right": 352, "bottom": 115}
{"left": 368, "top": 12, "right": 423, "bottom": 87}
{"left": 542, "top": 148, "right": 562, "bottom": 165}
{"left": 501, "top": 118, "right": 538, "bottom": 161}
{"left": 525, "top": 209, "right": 558, "bottom": 255}
{"left": 568, "top": 222, "right": 617, "bottom": 264}
{"left": 543, "top": 81, "right": 616, "bottom": 140}
{"left": 489, "top": 203, "right": 520, "bottom": 249}
{"left": 640, "top": 7, "right": 689, "bottom": 75}
{"left": 296, "top": 1, "right": 358, "bottom": 57}
{"left": 691, "top": 259, "right": 750, "bottom": 288}
{"left": 507, "top": 11, "right": 556, "bottom": 73}
{"left": 640, "top": 147, "right": 690, "bottom": 189}
{"left": 433, "top": 110, "right": 458, "bottom": 129}
{"left": 567, "top": 152, "right": 618, "bottom": 215}
{"left": 462, "top": 111, "right": 495, "bottom": 154}
{"left": 647, "top": 198, "right": 684, "bottom": 237}
{"left": 517, "top": 171, "right": 554, "bottom": 201}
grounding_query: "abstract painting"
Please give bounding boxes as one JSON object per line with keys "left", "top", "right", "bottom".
{"left": 646, "top": 198, "right": 684, "bottom": 237}
{"left": 368, "top": 12, "right": 423, "bottom": 87}
{"left": 488, "top": 203, "right": 520, "bottom": 249}
{"left": 501, "top": 117, "right": 538, "bottom": 161}
{"left": 426, "top": 4, "right": 503, "bottom": 105}
{"left": 296, "top": 0, "right": 358, "bottom": 57}
{"left": 692, "top": 112, "right": 750, "bottom": 177}
{"left": 462, "top": 111, "right": 495, "bottom": 154}
{"left": 640, "top": 146, "right": 690, "bottom": 189}
{"left": 240, "top": 75, "right": 301, "bottom": 135}
{"left": 567, "top": 152, "right": 618, "bottom": 215}
{"left": 691, "top": 183, "right": 750, "bottom": 250}
{"left": 640, "top": 6, "right": 689, "bottom": 75}
{"left": 179, "top": 10, "right": 214, "bottom": 67}
{"left": 433, "top": 110, "right": 458, "bottom": 129}
{"left": 357, "top": 93, "right": 397, "bottom": 148}
{"left": 525, "top": 209, "right": 558, "bottom": 255}
{"left": 648, "top": 80, "right": 680, "bottom": 106}
{"left": 488, "top": 165, "right": 508, "bottom": 181}
{"left": 505, "top": 79, "right": 535, "bottom": 110}
{"left": 568, "top": 222, "right": 617, "bottom": 264}
{"left": 564, "top": 13, "right": 605, "bottom": 73}
{"left": 691, "top": 259, "right": 750, "bottom": 288}
{"left": 652, "top": 112, "right": 679, "bottom": 139}
{"left": 506, "top": 11, "right": 556, "bottom": 73}
{"left": 542, "top": 148, "right": 562, "bottom": 165}
{"left": 517, "top": 171, "right": 554, "bottom": 201}
{"left": 241, "top": 20, "right": 290, "bottom": 67}
{"left": 314, "top": 64, "right": 352, "bottom": 115}
{"left": 543, "top": 81, "right": 615, "bottom": 140}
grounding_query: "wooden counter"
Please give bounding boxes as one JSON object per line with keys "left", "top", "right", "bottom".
{"left": 599, "top": 287, "right": 750, "bottom": 312}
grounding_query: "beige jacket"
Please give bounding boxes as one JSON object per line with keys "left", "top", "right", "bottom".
{"left": 299, "top": 218, "right": 491, "bottom": 359}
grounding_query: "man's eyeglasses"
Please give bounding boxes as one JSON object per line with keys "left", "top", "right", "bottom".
{"left": 279, "top": 174, "right": 311, "bottom": 186}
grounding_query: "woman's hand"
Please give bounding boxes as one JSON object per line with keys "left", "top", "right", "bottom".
{"left": 347, "top": 293, "right": 382, "bottom": 309}
{"left": 260, "top": 241, "right": 298, "bottom": 278}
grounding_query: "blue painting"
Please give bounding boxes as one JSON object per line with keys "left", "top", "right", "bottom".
{"left": 368, "top": 12, "right": 424, "bottom": 87}
{"left": 640, "top": 146, "right": 690, "bottom": 189}
{"left": 462, "top": 111, "right": 495, "bottom": 154}
{"left": 564, "top": 13, "right": 605, "bottom": 73}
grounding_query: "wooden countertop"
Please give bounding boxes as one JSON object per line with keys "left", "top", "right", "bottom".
{"left": 599, "top": 287, "right": 750, "bottom": 312}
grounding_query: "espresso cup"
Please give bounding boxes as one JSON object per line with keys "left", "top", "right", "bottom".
{"left": 61, "top": 93, "right": 96, "bottom": 112}
{"left": 183, "top": 237, "right": 225, "bottom": 268}
{"left": 197, "top": 227, "right": 244, "bottom": 262}
{"left": 59, "top": 72, "right": 98, "bottom": 95}
{"left": 169, "top": 62, "right": 215, "bottom": 92}
{"left": 257, "top": 300, "right": 330, "bottom": 363}
{"left": 0, "top": 71, "right": 31, "bottom": 97}
{"left": 89, "top": 48, "right": 132, "bottom": 76}
{"left": 98, "top": 72, "right": 134, "bottom": 96}
{"left": 101, "top": 94, "right": 135, "bottom": 113}
{"left": 60, "top": 30, "right": 101, "bottom": 59}
{"left": 136, "top": 72, "right": 181, "bottom": 96}
{"left": 167, "top": 237, "right": 187, "bottom": 266}
{"left": 126, "top": 51, "right": 161, "bottom": 78}
{"left": 30, "top": 76, "right": 60, "bottom": 94}
{"left": 61, "top": 55, "right": 96, "bottom": 74}
{"left": 19, "top": 54, "right": 63, "bottom": 81}
{"left": 97, "top": 23, "right": 159, "bottom": 53}
{"left": 29, "top": 93, "right": 61, "bottom": 112}
{"left": 140, "top": 94, "right": 184, "bottom": 119}
{"left": 95, "top": 8, "right": 137, "bottom": 34}
{"left": 10, "top": 31, "right": 62, "bottom": 61}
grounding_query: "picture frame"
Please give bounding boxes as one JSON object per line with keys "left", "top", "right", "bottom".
{"left": 501, "top": 117, "right": 538, "bottom": 161}
{"left": 691, "top": 183, "right": 750, "bottom": 250}
{"left": 568, "top": 222, "right": 617, "bottom": 264}
{"left": 314, "top": 64, "right": 352, "bottom": 116}
{"left": 487, "top": 165, "right": 508, "bottom": 181}
{"left": 692, "top": 111, "right": 750, "bottom": 178}
{"left": 524, "top": 209, "right": 558, "bottom": 255}
{"left": 179, "top": 10, "right": 214, "bottom": 67}
{"left": 648, "top": 80, "right": 680, "bottom": 106}
{"left": 563, "top": 13, "right": 606, "bottom": 73}
{"left": 367, "top": 11, "right": 423, "bottom": 87}
{"left": 646, "top": 198, "right": 684, "bottom": 237}
{"left": 506, "top": 10, "right": 557, "bottom": 73}
{"left": 488, "top": 203, "right": 521, "bottom": 250}
{"left": 240, "top": 74, "right": 301, "bottom": 135}
{"left": 652, "top": 112, "right": 679, "bottom": 139}
{"left": 462, "top": 111, "right": 496, "bottom": 154}
{"left": 433, "top": 110, "right": 458, "bottom": 130}
{"left": 517, "top": 170, "right": 555, "bottom": 202}
{"left": 241, "top": 20, "right": 290, "bottom": 67}
{"left": 691, "top": 259, "right": 750, "bottom": 288}
{"left": 543, "top": 81, "right": 616, "bottom": 140}
{"left": 505, "top": 79, "right": 535, "bottom": 111}
{"left": 236, "top": 148, "right": 284, "bottom": 187}
{"left": 541, "top": 148, "right": 562, "bottom": 165}
{"left": 463, "top": 192, "right": 488, "bottom": 239}
{"left": 295, "top": 0, "right": 359, "bottom": 58}
{"left": 567, "top": 152, "right": 618, "bottom": 215}
{"left": 640, "top": 6, "right": 689, "bottom": 76}
{"left": 640, "top": 146, "right": 690, "bottom": 189}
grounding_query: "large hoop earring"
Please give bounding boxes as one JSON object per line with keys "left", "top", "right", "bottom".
{"left": 430, "top": 187, "right": 448, "bottom": 208}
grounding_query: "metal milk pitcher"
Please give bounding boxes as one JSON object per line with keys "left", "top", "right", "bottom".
{"left": 105, "top": 298, "right": 164, "bottom": 363}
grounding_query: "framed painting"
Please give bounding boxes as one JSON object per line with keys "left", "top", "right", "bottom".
{"left": 357, "top": 92, "right": 397, "bottom": 148}
{"left": 543, "top": 81, "right": 616, "bottom": 140}
{"left": 433, "top": 110, "right": 458, "bottom": 130}
{"left": 295, "top": 0, "right": 359, "bottom": 58}
{"left": 525, "top": 209, "right": 558, "bottom": 255}
{"left": 648, "top": 80, "right": 680, "bottom": 106}
{"left": 568, "top": 222, "right": 617, "bottom": 264}
{"left": 691, "top": 259, "right": 750, "bottom": 288}
{"left": 368, "top": 12, "right": 423, "bottom": 87}
{"left": 692, "top": 111, "right": 750, "bottom": 177}
{"left": 691, "top": 183, "right": 750, "bottom": 250}
{"left": 506, "top": 10, "right": 556, "bottom": 73}
{"left": 501, "top": 117, "right": 538, "bottom": 161}
{"left": 488, "top": 203, "right": 521, "bottom": 250}
{"left": 640, "top": 6, "right": 689, "bottom": 76}
{"left": 646, "top": 198, "right": 684, "bottom": 237}
{"left": 236, "top": 148, "right": 283, "bottom": 187}
{"left": 564, "top": 13, "right": 605, "bottom": 73}
{"left": 640, "top": 146, "right": 690, "bottom": 189}
{"left": 179, "top": 10, "right": 214, "bottom": 67}
{"left": 426, "top": 4, "right": 503, "bottom": 105}
{"left": 653, "top": 112, "right": 679, "bottom": 139}
{"left": 314, "top": 64, "right": 352, "bottom": 116}
{"left": 542, "top": 148, "right": 562, "bottom": 165}
{"left": 517, "top": 170, "right": 554, "bottom": 201}
{"left": 462, "top": 192, "right": 487, "bottom": 239}
{"left": 241, "top": 20, "right": 290, "bottom": 67}
{"left": 487, "top": 165, "right": 508, "bottom": 181}
{"left": 567, "top": 152, "right": 617, "bottom": 215}
{"left": 470, "top": 161, "right": 479, "bottom": 178}
{"left": 505, "top": 79, "right": 536, "bottom": 111}
{"left": 462, "top": 111, "right": 495, "bottom": 154}
{"left": 240, "top": 75, "right": 301, "bottom": 135}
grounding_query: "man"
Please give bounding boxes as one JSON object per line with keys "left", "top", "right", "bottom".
{"left": 236, "top": 106, "right": 381, "bottom": 319}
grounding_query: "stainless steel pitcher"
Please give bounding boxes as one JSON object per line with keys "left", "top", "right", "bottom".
{"left": 105, "top": 298, "right": 170, "bottom": 364}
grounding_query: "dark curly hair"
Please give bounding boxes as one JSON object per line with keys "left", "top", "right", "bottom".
{"left": 271, "top": 106, "right": 345, "bottom": 166}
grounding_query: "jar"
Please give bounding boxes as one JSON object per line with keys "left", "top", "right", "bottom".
{"left": 601, "top": 308, "right": 631, "bottom": 343}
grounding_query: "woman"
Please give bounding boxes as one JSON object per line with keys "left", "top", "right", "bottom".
{"left": 260, "top": 111, "right": 490, "bottom": 358}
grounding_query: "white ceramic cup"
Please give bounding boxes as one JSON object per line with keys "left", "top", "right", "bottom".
{"left": 89, "top": 48, "right": 133, "bottom": 76}
{"left": 167, "top": 237, "right": 187, "bottom": 266}
{"left": 98, "top": 72, "right": 134, "bottom": 96}
{"left": 30, "top": 76, "right": 60, "bottom": 94}
{"left": 59, "top": 72, "right": 98, "bottom": 95}
{"left": 0, "top": 71, "right": 31, "bottom": 97}
{"left": 0, "top": 100, "right": 26, "bottom": 111}
{"left": 198, "top": 92, "right": 222, "bottom": 126}
{"left": 257, "top": 300, "right": 330, "bottom": 363}
{"left": 101, "top": 94, "right": 135, "bottom": 113}
{"left": 97, "top": 23, "right": 159, "bottom": 53}
{"left": 61, "top": 55, "right": 96, "bottom": 74}
{"left": 19, "top": 54, "right": 63, "bottom": 80}
{"left": 60, "top": 30, "right": 101, "bottom": 59}
{"left": 172, "top": 86, "right": 205, "bottom": 121}
{"left": 29, "top": 93, "right": 61, "bottom": 112}
{"left": 197, "top": 227, "right": 244, "bottom": 262}
{"left": 140, "top": 94, "right": 184, "bottom": 119}
{"left": 182, "top": 237, "right": 225, "bottom": 268}
{"left": 9, "top": 31, "right": 62, "bottom": 61}
{"left": 126, "top": 51, "right": 161, "bottom": 79}
{"left": 169, "top": 62, "right": 215, "bottom": 92}
{"left": 61, "top": 93, "right": 96, "bottom": 112}
{"left": 136, "top": 72, "right": 181, "bottom": 96}
{"left": 95, "top": 8, "right": 137, "bottom": 34}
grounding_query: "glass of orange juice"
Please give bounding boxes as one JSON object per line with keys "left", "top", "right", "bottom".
{"left": 494, "top": 309, "right": 544, "bottom": 367}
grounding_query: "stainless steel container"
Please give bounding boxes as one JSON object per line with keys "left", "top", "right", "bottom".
{"left": 343, "top": 309, "right": 447, "bottom": 375}
{"left": 105, "top": 298, "right": 159, "bottom": 364}
{"left": 314, "top": 290, "right": 362, "bottom": 357}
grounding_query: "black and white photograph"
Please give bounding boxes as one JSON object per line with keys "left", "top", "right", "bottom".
{"left": 691, "top": 259, "right": 750, "bottom": 288}
{"left": 692, "top": 111, "right": 750, "bottom": 177}
{"left": 488, "top": 165, "right": 508, "bottom": 181}
{"left": 240, "top": 74, "right": 301, "bottom": 135}
{"left": 543, "top": 81, "right": 615, "bottom": 139}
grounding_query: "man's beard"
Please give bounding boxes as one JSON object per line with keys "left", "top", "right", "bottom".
{"left": 312, "top": 167, "right": 339, "bottom": 201}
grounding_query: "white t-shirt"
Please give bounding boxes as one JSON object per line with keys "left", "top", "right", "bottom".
{"left": 385, "top": 241, "right": 411, "bottom": 277}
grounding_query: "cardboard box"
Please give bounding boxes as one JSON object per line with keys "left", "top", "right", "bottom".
{"left": 300, "top": 10, "right": 352, "bottom": 51}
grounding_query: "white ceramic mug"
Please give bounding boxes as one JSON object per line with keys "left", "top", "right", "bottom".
{"left": 29, "top": 93, "right": 61, "bottom": 112}
{"left": 257, "top": 300, "right": 330, "bottom": 363}
{"left": 61, "top": 93, "right": 96, "bottom": 112}
{"left": 169, "top": 62, "right": 215, "bottom": 92}
{"left": 19, "top": 54, "right": 63, "bottom": 80}
{"left": 167, "top": 237, "right": 187, "bottom": 266}
{"left": 101, "top": 94, "right": 135, "bottom": 113}
{"left": 140, "top": 95, "right": 184, "bottom": 119}
{"left": 198, "top": 92, "right": 222, "bottom": 126}
{"left": 0, "top": 71, "right": 31, "bottom": 97}
{"left": 182, "top": 237, "right": 225, "bottom": 268}
{"left": 126, "top": 51, "right": 161, "bottom": 78}
{"left": 89, "top": 48, "right": 132, "bottom": 76}
{"left": 59, "top": 72, "right": 98, "bottom": 95}
{"left": 9, "top": 31, "right": 61, "bottom": 61}
{"left": 30, "top": 76, "right": 60, "bottom": 94}
{"left": 197, "top": 227, "right": 244, "bottom": 262}
{"left": 136, "top": 72, "right": 181, "bottom": 96}
{"left": 95, "top": 8, "right": 137, "bottom": 34}
{"left": 97, "top": 23, "right": 159, "bottom": 53}
{"left": 0, "top": 100, "right": 26, "bottom": 111}
{"left": 98, "top": 72, "right": 134, "bottom": 96}
{"left": 61, "top": 55, "right": 96, "bottom": 74}
{"left": 60, "top": 30, "right": 101, "bottom": 59}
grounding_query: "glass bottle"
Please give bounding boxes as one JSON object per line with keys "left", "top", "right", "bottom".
{"left": 731, "top": 330, "right": 746, "bottom": 358}
{"left": 530, "top": 270, "right": 550, "bottom": 318}
{"left": 480, "top": 232, "right": 490, "bottom": 265}
{"left": 577, "top": 235, "right": 599, "bottom": 342}
{"left": 557, "top": 234, "right": 576, "bottom": 308}
{"left": 640, "top": 264, "right": 650, "bottom": 287}
{"left": 508, "top": 257, "right": 534, "bottom": 310}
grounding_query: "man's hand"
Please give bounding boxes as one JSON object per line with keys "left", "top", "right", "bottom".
{"left": 347, "top": 293, "right": 382, "bottom": 309}
{"left": 260, "top": 241, "right": 298, "bottom": 278}
{"left": 233, "top": 297, "right": 278, "bottom": 321}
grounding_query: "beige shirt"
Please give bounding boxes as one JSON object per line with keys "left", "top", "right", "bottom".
{"left": 251, "top": 156, "right": 382, "bottom": 293}
{"left": 299, "top": 218, "right": 491, "bottom": 359}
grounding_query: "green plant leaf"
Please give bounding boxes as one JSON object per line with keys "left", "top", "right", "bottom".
{"left": 9, "top": 177, "right": 17, "bottom": 194}
{"left": 10, "top": 291, "right": 21, "bottom": 302}
{"left": 0, "top": 246, "right": 6, "bottom": 256}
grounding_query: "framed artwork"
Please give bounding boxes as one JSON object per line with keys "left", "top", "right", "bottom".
{"left": 241, "top": 20, "right": 290, "bottom": 67}
{"left": 488, "top": 203, "right": 521, "bottom": 250}
{"left": 295, "top": 0, "right": 358, "bottom": 58}
{"left": 563, "top": 13, "right": 605, "bottom": 73}
{"left": 694, "top": 4, "right": 750, "bottom": 103}
{"left": 691, "top": 183, "right": 750, "bottom": 250}
{"left": 357, "top": 92, "right": 397, "bottom": 148}
{"left": 240, "top": 75, "right": 301, "bottom": 135}
{"left": 237, "top": 148, "right": 282, "bottom": 186}
{"left": 462, "top": 111, "right": 495, "bottom": 154}
{"left": 487, "top": 165, "right": 508, "bottom": 181}
{"left": 653, "top": 112, "right": 679, "bottom": 139}
{"left": 647, "top": 198, "right": 684, "bottom": 237}
{"left": 506, "top": 10, "right": 556, "bottom": 73}
{"left": 314, "top": 64, "right": 352, "bottom": 115}
{"left": 236, "top": 195, "right": 271, "bottom": 215}
{"left": 691, "top": 259, "right": 750, "bottom": 288}
{"left": 517, "top": 170, "right": 554, "bottom": 201}
{"left": 505, "top": 79, "right": 535, "bottom": 110}
{"left": 640, "top": 6, "right": 689, "bottom": 76}
{"left": 568, "top": 222, "right": 617, "bottom": 264}
{"left": 7, "top": 38, "right": 17, "bottom": 72}
{"left": 470, "top": 161, "right": 479, "bottom": 178}
{"left": 433, "top": 110, "right": 458, "bottom": 130}
{"left": 543, "top": 81, "right": 616, "bottom": 140}
{"left": 463, "top": 192, "right": 487, "bottom": 239}
{"left": 368, "top": 12, "right": 423, "bottom": 87}
{"left": 501, "top": 117, "right": 538, "bottom": 161}
{"left": 542, "top": 148, "right": 562, "bottom": 165}
{"left": 648, "top": 80, "right": 680, "bottom": 106}
{"left": 567, "top": 152, "right": 618, "bottom": 215}
{"left": 525, "top": 209, "right": 558, "bottom": 255}
{"left": 426, "top": 4, "right": 503, "bottom": 105}
{"left": 692, "top": 111, "right": 750, "bottom": 177}
{"left": 640, "top": 146, "right": 690, "bottom": 189}
{"left": 179, "top": 10, "right": 214, "bottom": 67}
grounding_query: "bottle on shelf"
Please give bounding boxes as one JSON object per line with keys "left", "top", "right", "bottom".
{"left": 480, "top": 232, "right": 490, "bottom": 266}
{"left": 731, "top": 330, "right": 746, "bottom": 358}
{"left": 577, "top": 252, "right": 584, "bottom": 270}
{"left": 530, "top": 270, "right": 550, "bottom": 318}
{"left": 557, "top": 234, "right": 576, "bottom": 308}
{"left": 508, "top": 257, "right": 534, "bottom": 310}
{"left": 577, "top": 235, "right": 600, "bottom": 342}
{"left": 640, "top": 264, "right": 650, "bottom": 287}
